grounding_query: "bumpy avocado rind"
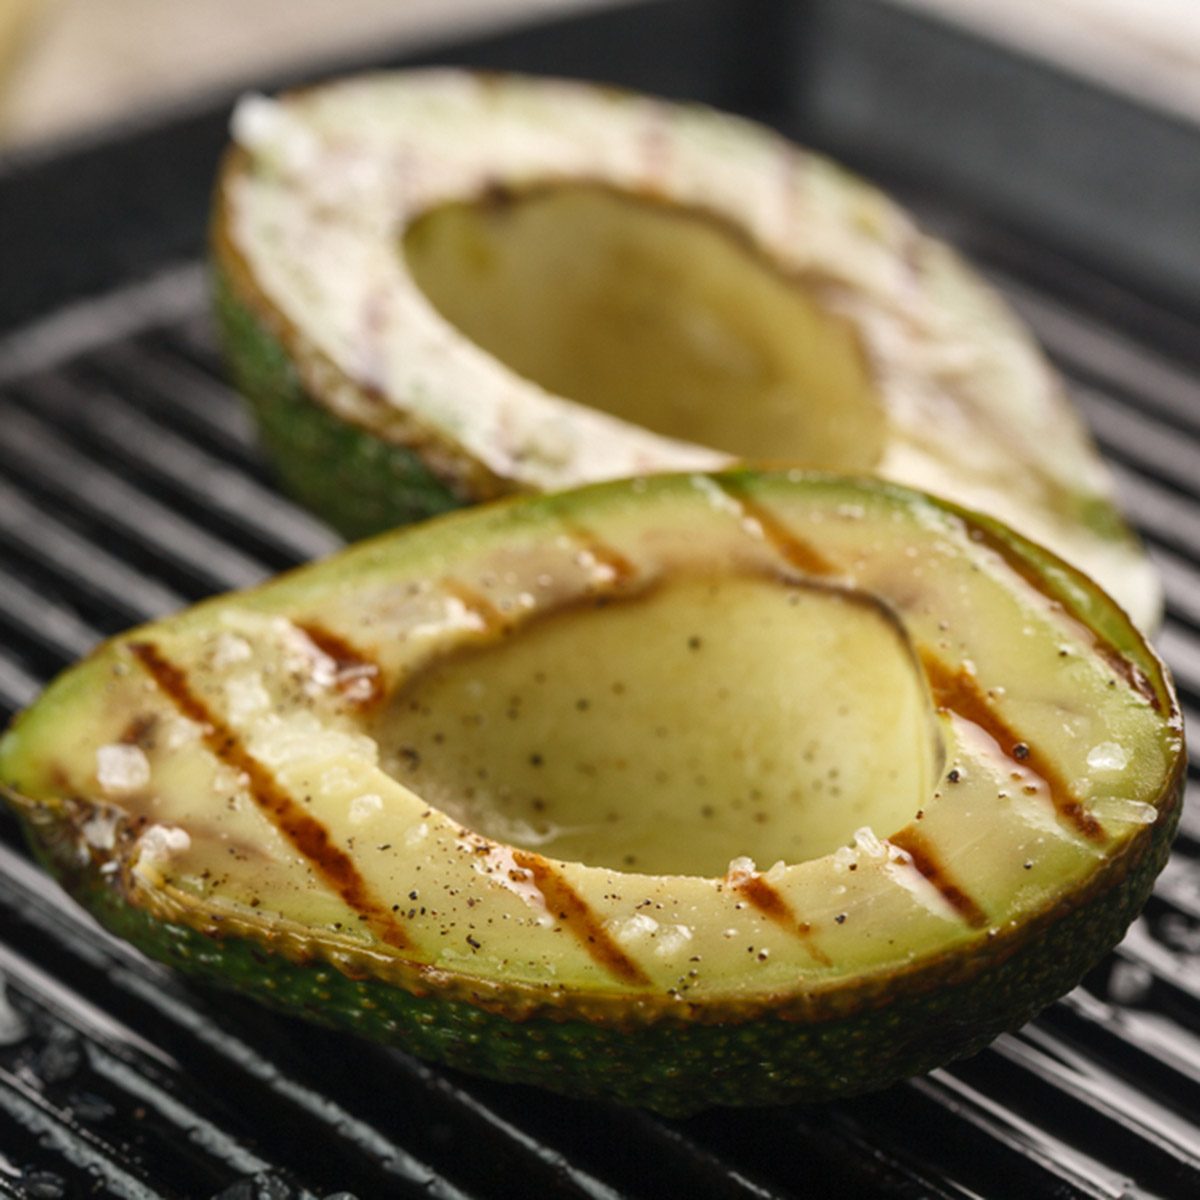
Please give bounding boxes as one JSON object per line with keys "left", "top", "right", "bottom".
{"left": 0, "top": 472, "right": 1184, "bottom": 1113}
{"left": 213, "top": 270, "right": 473, "bottom": 538}
{"left": 10, "top": 784, "right": 1178, "bottom": 1117}
{"left": 210, "top": 70, "right": 1160, "bottom": 630}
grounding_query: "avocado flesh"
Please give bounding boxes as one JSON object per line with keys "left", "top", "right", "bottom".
{"left": 0, "top": 472, "right": 1183, "bottom": 1112}
{"left": 403, "top": 184, "right": 884, "bottom": 469}
{"left": 380, "top": 575, "right": 937, "bottom": 876}
{"left": 213, "top": 70, "right": 1160, "bottom": 630}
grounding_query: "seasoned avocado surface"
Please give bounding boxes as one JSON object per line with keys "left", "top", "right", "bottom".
{"left": 213, "top": 69, "right": 1159, "bottom": 629}
{"left": 0, "top": 472, "right": 1183, "bottom": 1112}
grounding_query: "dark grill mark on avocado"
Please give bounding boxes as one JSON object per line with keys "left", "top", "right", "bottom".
{"left": 733, "top": 874, "right": 832, "bottom": 966}
{"left": 127, "top": 640, "right": 413, "bottom": 951}
{"left": 711, "top": 479, "right": 837, "bottom": 577}
{"left": 887, "top": 827, "right": 988, "bottom": 928}
{"left": 293, "top": 621, "right": 383, "bottom": 707}
{"left": 509, "top": 849, "right": 650, "bottom": 985}
{"left": 960, "top": 515, "right": 1160, "bottom": 710}
{"left": 118, "top": 714, "right": 158, "bottom": 749}
{"left": 440, "top": 579, "right": 507, "bottom": 633}
{"left": 920, "top": 651, "right": 1105, "bottom": 843}
{"left": 563, "top": 523, "right": 637, "bottom": 586}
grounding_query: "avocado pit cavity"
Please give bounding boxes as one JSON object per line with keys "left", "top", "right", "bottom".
{"left": 376, "top": 574, "right": 939, "bottom": 877}
{"left": 403, "top": 183, "right": 884, "bottom": 469}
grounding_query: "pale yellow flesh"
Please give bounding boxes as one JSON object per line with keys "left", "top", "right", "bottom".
{"left": 404, "top": 186, "right": 882, "bottom": 469}
{"left": 380, "top": 576, "right": 936, "bottom": 876}
{"left": 225, "top": 72, "right": 1161, "bottom": 628}
{"left": 1, "top": 476, "right": 1178, "bottom": 1004}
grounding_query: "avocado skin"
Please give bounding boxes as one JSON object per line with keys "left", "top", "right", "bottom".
{"left": 14, "top": 778, "right": 1180, "bottom": 1117}
{"left": 213, "top": 270, "right": 469, "bottom": 538}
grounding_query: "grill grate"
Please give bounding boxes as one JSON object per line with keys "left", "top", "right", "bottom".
{"left": 4, "top": 85, "right": 1200, "bottom": 1200}
{"left": 1, "top": 240, "right": 1199, "bottom": 1200}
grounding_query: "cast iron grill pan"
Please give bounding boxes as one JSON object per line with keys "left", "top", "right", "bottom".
{"left": 2, "top": 16, "right": 1200, "bottom": 1200}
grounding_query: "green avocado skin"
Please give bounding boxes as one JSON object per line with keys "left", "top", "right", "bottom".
{"left": 16, "top": 791, "right": 1178, "bottom": 1117}
{"left": 213, "top": 271, "right": 468, "bottom": 539}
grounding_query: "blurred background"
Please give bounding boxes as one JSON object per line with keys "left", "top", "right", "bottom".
{"left": 0, "top": 0, "right": 578, "bottom": 146}
{"left": 3, "top": 0, "right": 1200, "bottom": 147}
{"left": 4, "top": 0, "right": 1198, "bottom": 316}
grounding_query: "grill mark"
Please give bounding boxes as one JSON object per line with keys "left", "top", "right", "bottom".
{"left": 509, "top": 849, "right": 650, "bottom": 986}
{"left": 118, "top": 713, "right": 158, "bottom": 749}
{"left": 887, "top": 828, "right": 989, "bottom": 928}
{"left": 127, "top": 640, "right": 412, "bottom": 950}
{"left": 920, "top": 650, "right": 1105, "bottom": 843}
{"left": 440, "top": 578, "right": 507, "bottom": 635}
{"left": 293, "top": 620, "right": 383, "bottom": 708}
{"left": 711, "top": 478, "right": 837, "bottom": 577}
{"left": 733, "top": 874, "right": 832, "bottom": 966}
{"left": 563, "top": 523, "right": 637, "bottom": 587}
{"left": 960, "top": 516, "right": 1160, "bottom": 711}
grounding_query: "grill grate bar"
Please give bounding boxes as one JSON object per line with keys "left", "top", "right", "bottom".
{"left": 685, "top": 1102, "right": 989, "bottom": 1199}
{"left": 84, "top": 1048, "right": 278, "bottom": 1179}
{"left": 0, "top": 567, "right": 101, "bottom": 662}
{"left": 0, "top": 940, "right": 175, "bottom": 1070}
{"left": 1075, "top": 385, "right": 1200, "bottom": 506}
{"left": 622, "top": 1119, "right": 807, "bottom": 1200}
{"left": 1065, "top": 984, "right": 1200, "bottom": 1080}
{"left": 158, "top": 319, "right": 231, "bottom": 376}
{"left": 0, "top": 265, "right": 207, "bottom": 388}
{"left": 0, "top": 1066, "right": 170, "bottom": 1200}
{"left": 1115, "top": 922, "right": 1200, "bottom": 1006}
{"left": 1156, "top": 856, "right": 1200, "bottom": 920}
{"left": 0, "top": 660, "right": 39, "bottom": 714}
{"left": 99, "top": 983, "right": 640, "bottom": 1200}
{"left": 14, "top": 372, "right": 340, "bottom": 565}
{"left": 990, "top": 269, "right": 1200, "bottom": 439}
{"left": 909, "top": 1070, "right": 1140, "bottom": 1200}
{"left": 88, "top": 341, "right": 264, "bottom": 465}
{"left": 0, "top": 476, "right": 185, "bottom": 623}
{"left": 0, "top": 834, "right": 733, "bottom": 1200}
{"left": 1155, "top": 628, "right": 1200, "bottom": 704}
{"left": 0, "top": 402, "right": 270, "bottom": 594}
{"left": 393, "top": 1064, "right": 631, "bottom": 1200}
{"left": 0, "top": 942, "right": 318, "bottom": 1199}
{"left": 1149, "top": 545, "right": 1200, "bottom": 631}
{"left": 1106, "top": 465, "right": 1200, "bottom": 567}
{"left": 997, "top": 1026, "right": 1200, "bottom": 1177}
{"left": 1056, "top": 987, "right": 1200, "bottom": 1099}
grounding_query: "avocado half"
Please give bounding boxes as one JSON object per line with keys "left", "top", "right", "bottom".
{"left": 0, "top": 472, "right": 1183, "bottom": 1114}
{"left": 212, "top": 69, "right": 1160, "bottom": 631}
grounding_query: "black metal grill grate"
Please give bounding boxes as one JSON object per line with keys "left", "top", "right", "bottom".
{"left": 3, "top": 17, "right": 1200, "bottom": 1200}
{"left": 1, "top": 230, "right": 1199, "bottom": 1200}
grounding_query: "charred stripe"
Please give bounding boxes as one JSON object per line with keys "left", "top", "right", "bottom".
{"left": 293, "top": 620, "right": 384, "bottom": 707}
{"left": 510, "top": 849, "right": 651, "bottom": 986}
{"left": 127, "top": 640, "right": 411, "bottom": 950}
{"left": 921, "top": 651, "right": 1105, "bottom": 843}
{"left": 711, "top": 479, "right": 837, "bottom": 577}
{"left": 733, "top": 874, "right": 832, "bottom": 966}
{"left": 888, "top": 827, "right": 989, "bottom": 928}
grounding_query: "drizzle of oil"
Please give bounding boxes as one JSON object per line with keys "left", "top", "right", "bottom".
{"left": 949, "top": 714, "right": 1071, "bottom": 841}
{"left": 457, "top": 832, "right": 554, "bottom": 924}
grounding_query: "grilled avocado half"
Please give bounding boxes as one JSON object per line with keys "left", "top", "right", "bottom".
{"left": 0, "top": 472, "right": 1184, "bottom": 1115}
{"left": 212, "top": 69, "right": 1160, "bottom": 630}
